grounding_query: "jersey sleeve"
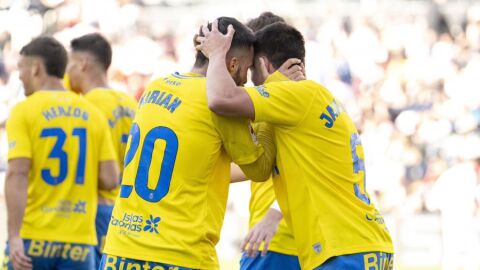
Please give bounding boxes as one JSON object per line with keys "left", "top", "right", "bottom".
{"left": 211, "top": 114, "right": 264, "bottom": 165}
{"left": 6, "top": 103, "right": 32, "bottom": 160}
{"left": 96, "top": 112, "right": 118, "bottom": 162}
{"left": 244, "top": 80, "right": 315, "bottom": 127}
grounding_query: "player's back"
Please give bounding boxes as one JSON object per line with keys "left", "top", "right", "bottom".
{"left": 7, "top": 90, "right": 113, "bottom": 245}
{"left": 245, "top": 78, "right": 393, "bottom": 269}
{"left": 84, "top": 88, "right": 137, "bottom": 200}
{"left": 104, "top": 72, "right": 234, "bottom": 269}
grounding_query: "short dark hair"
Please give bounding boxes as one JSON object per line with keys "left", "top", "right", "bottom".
{"left": 246, "top": 12, "right": 286, "bottom": 32}
{"left": 254, "top": 22, "right": 305, "bottom": 69}
{"left": 194, "top": 17, "right": 255, "bottom": 68}
{"left": 20, "top": 36, "right": 67, "bottom": 78}
{"left": 70, "top": 33, "right": 112, "bottom": 71}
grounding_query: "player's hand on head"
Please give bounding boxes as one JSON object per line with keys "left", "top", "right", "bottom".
{"left": 240, "top": 209, "right": 282, "bottom": 257}
{"left": 278, "top": 58, "right": 305, "bottom": 81}
{"left": 195, "top": 20, "right": 235, "bottom": 59}
{"left": 9, "top": 236, "right": 32, "bottom": 270}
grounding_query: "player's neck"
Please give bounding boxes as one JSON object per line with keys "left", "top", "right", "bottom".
{"left": 83, "top": 74, "right": 109, "bottom": 94}
{"left": 190, "top": 65, "right": 207, "bottom": 76}
{"left": 36, "top": 77, "right": 65, "bottom": 92}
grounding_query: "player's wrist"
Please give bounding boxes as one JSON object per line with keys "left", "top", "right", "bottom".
{"left": 208, "top": 51, "right": 227, "bottom": 62}
{"left": 7, "top": 233, "right": 21, "bottom": 241}
{"left": 266, "top": 208, "right": 283, "bottom": 223}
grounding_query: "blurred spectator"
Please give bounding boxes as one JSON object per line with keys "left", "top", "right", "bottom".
{"left": 426, "top": 158, "right": 480, "bottom": 270}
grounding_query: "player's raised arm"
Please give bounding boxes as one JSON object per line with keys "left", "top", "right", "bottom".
{"left": 237, "top": 122, "right": 276, "bottom": 181}
{"left": 196, "top": 20, "right": 255, "bottom": 119}
{"left": 212, "top": 114, "right": 275, "bottom": 182}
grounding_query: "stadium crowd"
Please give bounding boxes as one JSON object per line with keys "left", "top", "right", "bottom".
{"left": 1, "top": 0, "right": 480, "bottom": 268}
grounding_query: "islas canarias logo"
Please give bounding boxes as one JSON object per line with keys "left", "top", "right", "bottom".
{"left": 110, "top": 213, "right": 161, "bottom": 234}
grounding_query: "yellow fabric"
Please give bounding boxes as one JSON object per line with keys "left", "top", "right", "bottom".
{"left": 244, "top": 79, "right": 394, "bottom": 269}
{"left": 103, "top": 72, "right": 264, "bottom": 269}
{"left": 249, "top": 179, "right": 297, "bottom": 255}
{"left": 84, "top": 88, "right": 137, "bottom": 201}
{"left": 249, "top": 71, "right": 297, "bottom": 255}
{"left": 6, "top": 90, "right": 117, "bottom": 245}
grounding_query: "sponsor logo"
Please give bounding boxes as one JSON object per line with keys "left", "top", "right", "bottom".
{"left": 255, "top": 85, "right": 270, "bottom": 97}
{"left": 144, "top": 215, "right": 161, "bottom": 234}
{"left": 41, "top": 200, "right": 87, "bottom": 216}
{"left": 312, "top": 243, "right": 322, "bottom": 254}
{"left": 366, "top": 211, "right": 385, "bottom": 225}
{"left": 110, "top": 213, "right": 161, "bottom": 235}
{"left": 8, "top": 141, "right": 16, "bottom": 149}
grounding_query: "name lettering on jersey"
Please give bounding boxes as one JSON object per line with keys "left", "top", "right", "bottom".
{"left": 42, "top": 106, "right": 89, "bottom": 121}
{"left": 164, "top": 77, "right": 181, "bottom": 87}
{"left": 110, "top": 212, "right": 161, "bottom": 235}
{"left": 139, "top": 90, "right": 182, "bottom": 113}
{"left": 103, "top": 254, "right": 180, "bottom": 270}
{"left": 108, "top": 106, "right": 136, "bottom": 128}
{"left": 319, "top": 99, "right": 345, "bottom": 128}
{"left": 41, "top": 199, "right": 87, "bottom": 216}
{"left": 27, "top": 240, "right": 90, "bottom": 261}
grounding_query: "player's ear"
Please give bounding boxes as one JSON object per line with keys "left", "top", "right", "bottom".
{"left": 261, "top": 56, "right": 275, "bottom": 74}
{"left": 31, "top": 58, "right": 41, "bottom": 77}
{"left": 227, "top": 56, "right": 239, "bottom": 74}
{"left": 79, "top": 55, "right": 88, "bottom": 72}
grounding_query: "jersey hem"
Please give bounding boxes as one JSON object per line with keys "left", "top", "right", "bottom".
{"left": 103, "top": 248, "right": 219, "bottom": 270}
{"left": 267, "top": 246, "right": 298, "bottom": 256}
{"left": 20, "top": 232, "right": 97, "bottom": 245}
{"left": 304, "top": 244, "right": 394, "bottom": 270}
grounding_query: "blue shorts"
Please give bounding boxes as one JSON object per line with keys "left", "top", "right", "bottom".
{"left": 315, "top": 252, "right": 394, "bottom": 270}
{"left": 95, "top": 204, "right": 114, "bottom": 268}
{"left": 3, "top": 239, "right": 95, "bottom": 270}
{"left": 99, "top": 254, "right": 193, "bottom": 270}
{"left": 240, "top": 251, "right": 301, "bottom": 270}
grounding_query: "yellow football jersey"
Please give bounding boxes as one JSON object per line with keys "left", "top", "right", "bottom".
{"left": 6, "top": 90, "right": 117, "bottom": 245}
{"left": 103, "top": 72, "right": 264, "bottom": 269}
{"left": 244, "top": 73, "right": 394, "bottom": 269}
{"left": 248, "top": 72, "right": 297, "bottom": 256}
{"left": 249, "top": 179, "right": 297, "bottom": 255}
{"left": 84, "top": 88, "right": 137, "bottom": 201}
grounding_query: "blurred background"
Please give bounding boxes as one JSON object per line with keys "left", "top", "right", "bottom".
{"left": 1, "top": 0, "right": 480, "bottom": 269}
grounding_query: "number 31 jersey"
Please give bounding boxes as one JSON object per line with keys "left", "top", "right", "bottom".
{"left": 6, "top": 90, "right": 117, "bottom": 245}
{"left": 103, "top": 72, "right": 264, "bottom": 270}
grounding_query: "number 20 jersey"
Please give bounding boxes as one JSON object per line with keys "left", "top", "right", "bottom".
{"left": 103, "top": 73, "right": 264, "bottom": 269}
{"left": 6, "top": 90, "right": 117, "bottom": 245}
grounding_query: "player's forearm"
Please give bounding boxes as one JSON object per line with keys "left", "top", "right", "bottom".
{"left": 98, "top": 160, "right": 120, "bottom": 191}
{"left": 265, "top": 208, "right": 283, "bottom": 224}
{"left": 206, "top": 54, "right": 246, "bottom": 116}
{"left": 5, "top": 170, "right": 28, "bottom": 239}
{"left": 239, "top": 123, "right": 276, "bottom": 181}
{"left": 230, "top": 163, "right": 249, "bottom": 183}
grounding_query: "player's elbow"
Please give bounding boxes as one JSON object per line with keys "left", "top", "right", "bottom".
{"left": 98, "top": 160, "right": 120, "bottom": 191}
{"left": 239, "top": 164, "right": 271, "bottom": 182}
{"left": 249, "top": 171, "right": 271, "bottom": 182}
{"left": 207, "top": 97, "right": 230, "bottom": 116}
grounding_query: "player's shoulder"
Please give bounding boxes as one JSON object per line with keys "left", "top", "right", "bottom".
{"left": 113, "top": 89, "right": 138, "bottom": 107}
{"left": 148, "top": 72, "right": 205, "bottom": 88}
{"left": 74, "top": 94, "right": 108, "bottom": 120}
